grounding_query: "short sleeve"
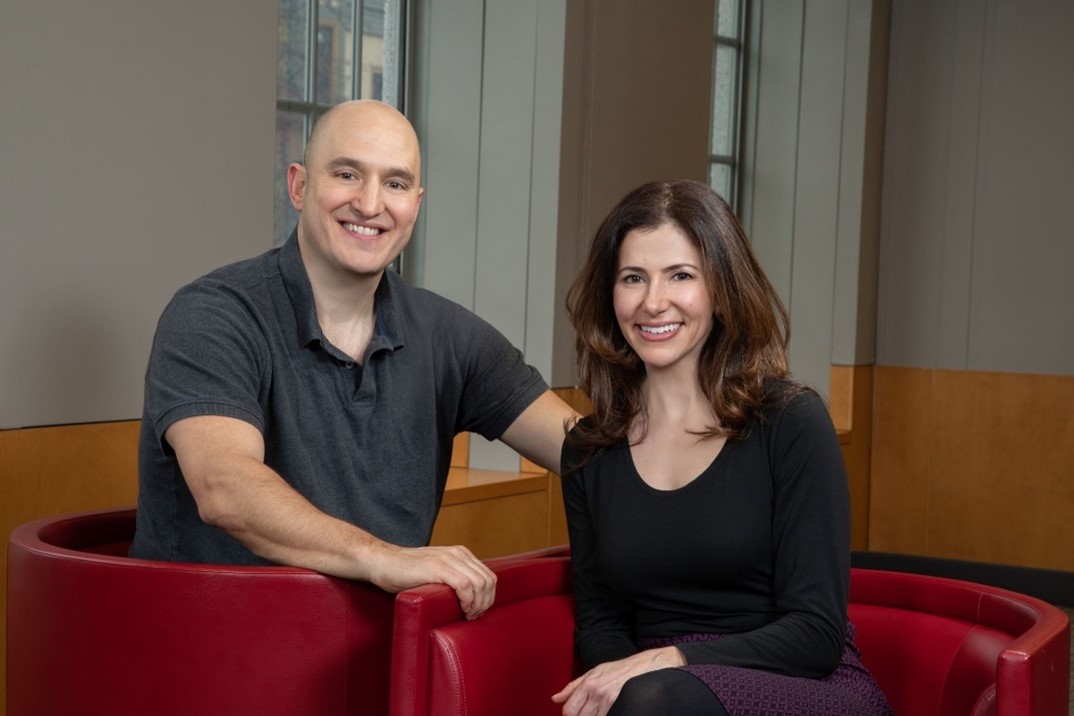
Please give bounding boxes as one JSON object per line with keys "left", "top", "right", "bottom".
{"left": 449, "top": 305, "right": 548, "bottom": 440}
{"left": 144, "top": 281, "right": 268, "bottom": 450}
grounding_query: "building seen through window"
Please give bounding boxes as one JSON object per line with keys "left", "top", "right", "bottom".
{"left": 274, "top": 0, "right": 407, "bottom": 246}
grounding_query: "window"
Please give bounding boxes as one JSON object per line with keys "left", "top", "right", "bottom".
{"left": 709, "top": 0, "right": 747, "bottom": 208}
{"left": 274, "top": 0, "right": 408, "bottom": 246}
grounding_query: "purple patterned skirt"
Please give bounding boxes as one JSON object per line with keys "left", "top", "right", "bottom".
{"left": 639, "top": 622, "right": 893, "bottom": 716}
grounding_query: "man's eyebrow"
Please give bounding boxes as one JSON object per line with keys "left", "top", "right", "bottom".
{"left": 326, "top": 156, "right": 416, "bottom": 184}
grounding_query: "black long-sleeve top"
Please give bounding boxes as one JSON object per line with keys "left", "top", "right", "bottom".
{"left": 561, "top": 390, "right": 850, "bottom": 678}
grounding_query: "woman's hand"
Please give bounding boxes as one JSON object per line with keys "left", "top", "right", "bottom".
{"left": 551, "top": 646, "right": 685, "bottom": 716}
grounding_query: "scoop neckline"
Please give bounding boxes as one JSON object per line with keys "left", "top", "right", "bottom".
{"left": 624, "top": 438, "right": 730, "bottom": 495}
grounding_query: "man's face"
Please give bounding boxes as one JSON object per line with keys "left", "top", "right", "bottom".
{"left": 288, "top": 102, "right": 424, "bottom": 283}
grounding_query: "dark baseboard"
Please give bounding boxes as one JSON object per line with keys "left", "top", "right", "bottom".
{"left": 851, "top": 551, "right": 1074, "bottom": 607}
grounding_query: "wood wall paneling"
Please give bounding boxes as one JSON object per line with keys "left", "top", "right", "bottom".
{"left": 868, "top": 366, "right": 933, "bottom": 554}
{"left": 927, "top": 370, "right": 1074, "bottom": 569}
{"left": 868, "top": 366, "right": 1074, "bottom": 572}
{"left": 831, "top": 365, "right": 874, "bottom": 551}
{"left": 431, "top": 476, "right": 550, "bottom": 559}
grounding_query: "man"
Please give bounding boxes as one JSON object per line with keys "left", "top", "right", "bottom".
{"left": 130, "top": 100, "right": 575, "bottom": 619}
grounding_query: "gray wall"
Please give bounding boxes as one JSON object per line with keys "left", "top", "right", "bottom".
{"left": 878, "top": 0, "right": 1074, "bottom": 375}
{"left": 0, "top": 0, "right": 278, "bottom": 428}
{"left": 741, "top": 0, "right": 890, "bottom": 396}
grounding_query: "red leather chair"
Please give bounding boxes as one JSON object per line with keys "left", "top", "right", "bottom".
{"left": 390, "top": 551, "right": 575, "bottom": 716}
{"left": 850, "top": 568, "right": 1070, "bottom": 716}
{"left": 389, "top": 553, "right": 1070, "bottom": 716}
{"left": 7, "top": 508, "right": 395, "bottom": 716}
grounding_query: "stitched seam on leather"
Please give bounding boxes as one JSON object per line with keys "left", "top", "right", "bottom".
{"left": 941, "top": 621, "right": 987, "bottom": 710}
{"left": 433, "top": 632, "right": 468, "bottom": 716}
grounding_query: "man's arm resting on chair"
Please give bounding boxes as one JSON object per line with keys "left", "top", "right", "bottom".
{"left": 167, "top": 414, "right": 496, "bottom": 619}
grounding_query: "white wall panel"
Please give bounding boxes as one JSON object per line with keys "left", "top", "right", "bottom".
{"left": 407, "top": 0, "right": 485, "bottom": 309}
{"left": 967, "top": 0, "right": 1074, "bottom": 375}
{"left": 410, "top": 0, "right": 566, "bottom": 470}
{"left": 745, "top": 0, "right": 888, "bottom": 395}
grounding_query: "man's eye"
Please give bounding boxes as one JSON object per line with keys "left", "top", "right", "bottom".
{"left": 338, "top": 171, "right": 355, "bottom": 180}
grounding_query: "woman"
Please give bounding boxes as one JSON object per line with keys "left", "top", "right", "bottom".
{"left": 552, "top": 181, "right": 891, "bottom": 716}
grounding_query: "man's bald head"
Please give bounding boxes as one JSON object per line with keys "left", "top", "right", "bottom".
{"left": 302, "top": 100, "right": 422, "bottom": 186}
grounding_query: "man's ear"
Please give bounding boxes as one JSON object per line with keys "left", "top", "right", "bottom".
{"left": 286, "top": 163, "right": 307, "bottom": 212}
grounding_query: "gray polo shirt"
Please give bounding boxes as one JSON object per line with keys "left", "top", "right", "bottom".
{"left": 130, "top": 233, "right": 547, "bottom": 565}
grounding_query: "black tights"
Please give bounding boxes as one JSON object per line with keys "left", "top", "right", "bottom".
{"left": 608, "top": 668, "right": 728, "bottom": 716}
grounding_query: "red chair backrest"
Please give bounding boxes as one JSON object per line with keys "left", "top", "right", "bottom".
{"left": 7, "top": 508, "right": 395, "bottom": 716}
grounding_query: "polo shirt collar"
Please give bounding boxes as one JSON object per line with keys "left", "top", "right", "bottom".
{"left": 278, "top": 229, "right": 405, "bottom": 353}
{"left": 279, "top": 230, "right": 322, "bottom": 348}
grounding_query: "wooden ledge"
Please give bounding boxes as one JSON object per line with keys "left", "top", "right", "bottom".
{"left": 442, "top": 467, "right": 548, "bottom": 506}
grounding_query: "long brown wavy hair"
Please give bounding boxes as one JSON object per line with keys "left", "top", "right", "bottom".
{"left": 565, "top": 180, "right": 797, "bottom": 454}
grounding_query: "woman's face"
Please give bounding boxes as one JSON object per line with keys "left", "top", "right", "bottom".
{"left": 613, "top": 222, "right": 714, "bottom": 375}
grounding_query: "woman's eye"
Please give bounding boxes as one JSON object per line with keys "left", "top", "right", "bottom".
{"left": 621, "top": 274, "right": 642, "bottom": 284}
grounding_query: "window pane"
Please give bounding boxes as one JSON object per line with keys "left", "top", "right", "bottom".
{"left": 278, "top": 0, "right": 309, "bottom": 100}
{"left": 360, "top": 1, "right": 384, "bottom": 100}
{"left": 716, "top": 0, "right": 739, "bottom": 40}
{"left": 317, "top": 0, "right": 357, "bottom": 105}
{"left": 709, "top": 163, "right": 732, "bottom": 203}
{"left": 274, "top": 110, "right": 306, "bottom": 246}
{"left": 711, "top": 44, "right": 738, "bottom": 157}
{"left": 361, "top": 0, "right": 399, "bottom": 103}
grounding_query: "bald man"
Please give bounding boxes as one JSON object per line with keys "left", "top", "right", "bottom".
{"left": 130, "top": 101, "right": 575, "bottom": 619}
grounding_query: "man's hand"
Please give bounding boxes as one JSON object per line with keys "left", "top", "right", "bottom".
{"left": 365, "top": 543, "right": 497, "bottom": 620}
{"left": 551, "top": 647, "right": 685, "bottom": 716}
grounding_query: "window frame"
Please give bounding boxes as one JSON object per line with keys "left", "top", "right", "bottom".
{"left": 274, "top": 0, "right": 409, "bottom": 247}
{"left": 709, "top": 0, "right": 749, "bottom": 210}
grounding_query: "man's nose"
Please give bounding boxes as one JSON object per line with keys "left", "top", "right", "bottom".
{"left": 352, "top": 181, "right": 383, "bottom": 217}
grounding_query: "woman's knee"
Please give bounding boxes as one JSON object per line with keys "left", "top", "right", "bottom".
{"left": 608, "top": 669, "right": 725, "bottom": 716}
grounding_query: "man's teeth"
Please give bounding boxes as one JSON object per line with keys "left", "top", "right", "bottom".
{"left": 344, "top": 223, "right": 380, "bottom": 236}
{"left": 640, "top": 323, "right": 682, "bottom": 335}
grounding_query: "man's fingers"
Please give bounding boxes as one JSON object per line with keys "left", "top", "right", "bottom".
{"left": 369, "top": 544, "right": 496, "bottom": 618}
{"left": 441, "top": 549, "right": 496, "bottom": 619}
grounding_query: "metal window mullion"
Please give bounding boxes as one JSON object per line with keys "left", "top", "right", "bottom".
{"left": 305, "top": 0, "right": 322, "bottom": 144}
{"left": 307, "top": 0, "right": 320, "bottom": 105}
{"left": 729, "top": 0, "right": 748, "bottom": 208}
{"left": 709, "top": 0, "right": 749, "bottom": 210}
{"left": 394, "top": 0, "right": 408, "bottom": 112}
{"left": 353, "top": 0, "right": 363, "bottom": 99}
{"left": 277, "top": 98, "right": 329, "bottom": 114}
